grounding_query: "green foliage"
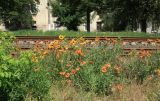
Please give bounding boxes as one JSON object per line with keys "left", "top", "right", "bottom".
{"left": 71, "top": 45, "right": 124, "bottom": 95}
{"left": 32, "top": 36, "right": 160, "bottom": 96}
{"left": 0, "top": 32, "right": 51, "bottom": 100}
{"left": 36, "top": 38, "right": 125, "bottom": 95}
{"left": 51, "top": 0, "right": 104, "bottom": 31}
{"left": 12, "top": 30, "right": 160, "bottom": 37}
{"left": 124, "top": 52, "right": 160, "bottom": 84}
{"left": 102, "top": 0, "right": 160, "bottom": 32}
{"left": 0, "top": 0, "right": 39, "bottom": 30}
{"left": 51, "top": 0, "right": 84, "bottom": 31}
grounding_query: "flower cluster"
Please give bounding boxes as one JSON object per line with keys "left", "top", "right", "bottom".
{"left": 101, "top": 63, "right": 111, "bottom": 73}
{"left": 29, "top": 35, "right": 160, "bottom": 95}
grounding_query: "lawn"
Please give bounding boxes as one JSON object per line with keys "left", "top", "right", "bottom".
{"left": 11, "top": 30, "right": 160, "bottom": 37}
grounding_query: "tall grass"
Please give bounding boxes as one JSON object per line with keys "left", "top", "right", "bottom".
{"left": 11, "top": 30, "right": 160, "bottom": 37}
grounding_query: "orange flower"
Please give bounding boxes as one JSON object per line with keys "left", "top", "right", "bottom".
{"left": 48, "top": 42, "right": 54, "bottom": 49}
{"left": 76, "top": 67, "right": 81, "bottom": 71}
{"left": 80, "top": 61, "right": 86, "bottom": 65}
{"left": 65, "top": 73, "right": 70, "bottom": 78}
{"left": 59, "top": 72, "right": 66, "bottom": 76}
{"left": 105, "top": 63, "right": 111, "bottom": 68}
{"left": 69, "top": 39, "right": 77, "bottom": 45}
{"left": 139, "top": 50, "right": 151, "bottom": 59}
{"left": 75, "top": 49, "right": 84, "bottom": 56}
{"left": 48, "top": 40, "right": 60, "bottom": 49}
{"left": 71, "top": 69, "right": 77, "bottom": 75}
{"left": 101, "top": 63, "right": 111, "bottom": 73}
{"left": 101, "top": 66, "right": 107, "bottom": 73}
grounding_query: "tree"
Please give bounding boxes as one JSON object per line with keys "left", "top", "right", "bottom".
{"left": 0, "top": 0, "right": 39, "bottom": 30}
{"left": 51, "top": 0, "right": 104, "bottom": 32}
{"left": 79, "top": 0, "right": 104, "bottom": 32}
{"left": 102, "top": 0, "right": 160, "bottom": 32}
{"left": 51, "top": 0, "right": 84, "bottom": 31}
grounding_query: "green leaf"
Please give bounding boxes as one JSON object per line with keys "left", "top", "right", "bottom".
{"left": 4, "top": 72, "right": 9, "bottom": 78}
{"left": 0, "top": 81, "right": 1, "bottom": 87}
{"left": 0, "top": 72, "right": 5, "bottom": 78}
{"left": 1, "top": 65, "right": 8, "bottom": 70}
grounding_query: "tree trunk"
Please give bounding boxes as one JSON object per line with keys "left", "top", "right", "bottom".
{"left": 141, "top": 19, "right": 147, "bottom": 33}
{"left": 87, "top": 8, "right": 90, "bottom": 32}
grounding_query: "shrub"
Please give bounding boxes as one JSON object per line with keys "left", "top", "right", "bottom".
{"left": 37, "top": 36, "right": 160, "bottom": 96}
{"left": 35, "top": 37, "right": 126, "bottom": 95}
{"left": 124, "top": 50, "right": 160, "bottom": 84}
{"left": 0, "top": 32, "right": 52, "bottom": 100}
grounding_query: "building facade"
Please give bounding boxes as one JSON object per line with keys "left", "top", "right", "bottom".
{"left": 33, "top": 0, "right": 102, "bottom": 32}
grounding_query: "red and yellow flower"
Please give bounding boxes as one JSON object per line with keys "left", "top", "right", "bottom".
{"left": 71, "top": 69, "right": 77, "bottom": 75}
{"left": 65, "top": 73, "right": 70, "bottom": 78}
{"left": 75, "top": 49, "right": 84, "bottom": 56}
{"left": 101, "top": 63, "right": 111, "bottom": 73}
{"left": 69, "top": 39, "right": 77, "bottom": 45}
{"left": 139, "top": 50, "right": 151, "bottom": 59}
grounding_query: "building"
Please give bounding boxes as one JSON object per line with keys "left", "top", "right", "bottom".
{"left": 0, "top": 23, "right": 6, "bottom": 31}
{"left": 32, "top": 0, "right": 102, "bottom": 32}
{"left": 32, "top": 0, "right": 50, "bottom": 31}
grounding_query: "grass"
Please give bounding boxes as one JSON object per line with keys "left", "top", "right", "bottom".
{"left": 11, "top": 30, "right": 160, "bottom": 37}
{"left": 49, "top": 79, "right": 160, "bottom": 101}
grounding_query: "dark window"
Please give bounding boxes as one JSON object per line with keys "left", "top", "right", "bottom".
{"left": 32, "top": 21, "right": 37, "bottom": 30}
{"left": 97, "top": 22, "right": 102, "bottom": 31}
{"left": 54, "top": 21, "right": 61, "bottom": 28}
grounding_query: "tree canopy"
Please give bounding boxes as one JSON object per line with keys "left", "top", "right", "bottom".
{"left": 51, "top": 0, "right": 84, "bottom": 31}
{"left": 51, "top": 0, "right": 104, "bottom": 31}
{"left": 51, "top": 0, "right": 160, "bottom": 32}
{"left": 0, "top": 0, "right": 39, "bottom": 30}
{"left": 102, "top": 0, "right": 160, "bottom": 32}
{"left": 1, "top": 0, "right": 160, "bottom": 32}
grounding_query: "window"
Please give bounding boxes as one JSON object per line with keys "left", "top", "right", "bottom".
{"left": 32, "top": 21, "right": 37, "bottom": 30}
{"left": 97, "top": 22, "right": 102, "bottom": 31}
